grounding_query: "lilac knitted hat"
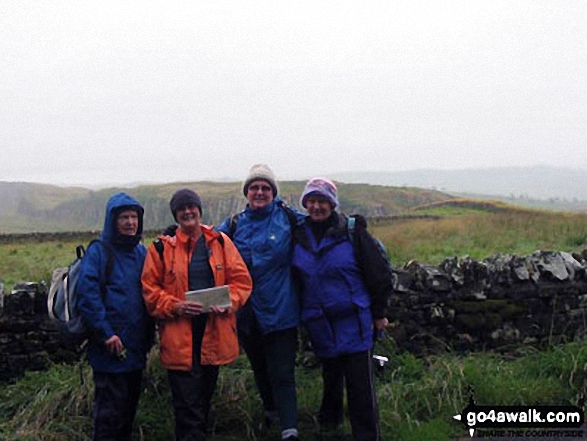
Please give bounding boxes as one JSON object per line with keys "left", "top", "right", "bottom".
{"left": 300, "top": 178, "right": 339, "bottom": 208}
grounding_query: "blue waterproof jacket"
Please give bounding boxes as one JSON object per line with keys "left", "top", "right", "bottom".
{"left": 292, "top": 214, "right": 376, "bottom": 358}
{"left": 76, "top": 192, "right": 153, "bottom": 373}
{"left": 217, "top": 198, "right": 302, "bottom": 335}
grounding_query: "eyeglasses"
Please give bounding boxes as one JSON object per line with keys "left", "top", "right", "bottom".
{"left": 248, "top": 184, "right": 272, "bottom": 193}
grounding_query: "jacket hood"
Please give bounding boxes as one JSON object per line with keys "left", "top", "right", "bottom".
{"left": 101, "top": 192, "right": 144, "bottom": 247}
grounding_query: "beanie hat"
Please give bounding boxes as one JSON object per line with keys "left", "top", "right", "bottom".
{"left": 242, "top": 164, "right": 279, "bottom": 197}
{"left": 300, "top": 178, "right": 339, "bottom": 208}
{"left": 169, "top": 188, "right": 202, "bottom": 221}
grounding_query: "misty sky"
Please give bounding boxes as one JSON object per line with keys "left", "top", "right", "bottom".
{"left": 1, "top": 1, "right": 586, "bottom": 187}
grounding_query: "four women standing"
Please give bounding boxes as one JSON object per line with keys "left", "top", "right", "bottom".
{"left": 81, "top": 171, "right": 393, "bottom": 441}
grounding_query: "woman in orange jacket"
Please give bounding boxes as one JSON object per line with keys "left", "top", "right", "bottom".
{"left": 142, "top": 188, "right": 252, "bottom": 441}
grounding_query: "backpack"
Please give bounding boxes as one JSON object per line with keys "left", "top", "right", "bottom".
{"left": 47, "top": 240, "right": 114, "bottom": 351}
{"left": 347, "top": 215, "right": 392, "bottom": 270}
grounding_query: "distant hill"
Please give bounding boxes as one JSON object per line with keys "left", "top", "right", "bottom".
{"left": 0, "top": 181, "right": 452, "bottom": 234}
{"left": 331, "top": 166, "right": 587, "bottom": 209}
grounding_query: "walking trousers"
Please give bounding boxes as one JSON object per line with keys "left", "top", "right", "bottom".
{"left": 319, "top": 350, "right": 380, "bottom": 441}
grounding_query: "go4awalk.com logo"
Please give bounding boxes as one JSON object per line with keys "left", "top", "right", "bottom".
{"left": 453, "top": 387, "right": 585, "bottom": 438}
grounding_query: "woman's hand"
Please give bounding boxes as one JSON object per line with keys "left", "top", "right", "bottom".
{"left": 105, "top": 335, "right": 124, "bottom": 356}
{"left": 210, "top": 305, "right": 233, "bottom": 315}
{"left": 174, "top": 300, "right": 204, "bottom": 317}
{"left": 374, "top": 317, "right": 389, "bottom": 331}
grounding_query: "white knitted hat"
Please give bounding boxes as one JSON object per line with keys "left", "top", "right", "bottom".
{"left": 242, "top": 164, "right": 279, "bottom": 197}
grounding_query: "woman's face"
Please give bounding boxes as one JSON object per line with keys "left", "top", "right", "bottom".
{"left": 306, "top": 195, "right": 333, "bottom": 222}
{"left": 247, "top": 179, "right": 274, "bottom": 210}
{"left": 176, "top": 204, "right": 201, "bottom": 232}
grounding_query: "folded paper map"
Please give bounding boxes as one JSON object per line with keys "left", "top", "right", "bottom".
{"left": 185, "top": 285, "right": 231, "bottom": 312}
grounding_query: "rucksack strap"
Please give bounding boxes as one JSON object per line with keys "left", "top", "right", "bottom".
{"left": 278, "top": 201, "right": 299, "bottom": 230}
{"left": 154, "top": 239, "right": 165, "bottom": 261}
{"left": 75, "top": 245, "right": 85, "bottom": 260}
{"left": 228, "top": 214, "right": 239, "bottom": 239}
{"left": 229, "top": 202, "right": 298, "bottom": 239}
{"left": 87, "top": 239, "right": 115, "bottom": 282}
{"left": 347, "top": 216, "right": 356, "bottom": 244}
{"left": 152, "top": 232, "right": 224, "bottom": 262}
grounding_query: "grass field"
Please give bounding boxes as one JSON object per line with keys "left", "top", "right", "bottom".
{"left": 1, "top": 202, "right": 587, "bottom": 440}
{"left": 2, "top": 339, "right": 587, "bottom": 440}
{"left": 372, "top": 201, "right": 587, "bottom": 266}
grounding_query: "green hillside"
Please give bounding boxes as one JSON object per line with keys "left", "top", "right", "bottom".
{"left": 0, "top": 181, "right": 452, "bottom": 234}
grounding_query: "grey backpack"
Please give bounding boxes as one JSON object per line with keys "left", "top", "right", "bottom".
{"left": 47, "top": 240, "right": 113, "bottom": 350}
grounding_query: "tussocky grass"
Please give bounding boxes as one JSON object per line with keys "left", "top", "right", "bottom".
{"left": 1, "top": 339, "right": 587, "bottom": 440}
{"left": 372, "top": 206, "right": 587, "bottom": 267}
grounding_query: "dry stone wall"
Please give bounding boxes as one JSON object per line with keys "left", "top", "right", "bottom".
{"left": 2, "top": 250, "right": 587, "bottom": 382}
{"left": 0, "top": 282, "right": 75, "bottom": 383}
{"left": 389, "top": 250, "right": 587, "bottom": 355}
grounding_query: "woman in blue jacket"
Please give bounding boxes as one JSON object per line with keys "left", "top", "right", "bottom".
{"left": 292, "top": 178, "right": 393, "bottom": 441}
{"left": 76, "top": 192, "right": 153, "bottom": 441}
{"left": 217, "top": 164, "right": 303, "bottom": 441}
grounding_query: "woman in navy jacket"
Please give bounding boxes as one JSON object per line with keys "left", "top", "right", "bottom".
{"left": 76, "top": 192, "right": 153, "bottom": 440}
{"left": 292, "top": 178, "right": 393, "bottom": 441}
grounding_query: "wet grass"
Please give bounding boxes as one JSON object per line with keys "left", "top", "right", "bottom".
{"left": 2, "top": 339, "right": 587, "bottom": 440}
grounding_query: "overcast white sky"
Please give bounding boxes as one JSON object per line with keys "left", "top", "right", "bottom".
{"left": 1, "top": 1, "right": 586, "bottom": 187}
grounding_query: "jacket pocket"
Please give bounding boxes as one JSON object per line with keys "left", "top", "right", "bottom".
{"left": 302, "top": 309, "right": 335, "bottom": 355}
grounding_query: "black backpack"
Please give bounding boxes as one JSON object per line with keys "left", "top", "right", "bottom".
{"left": 347, "top": 215, "right": 392, "bottom": 270}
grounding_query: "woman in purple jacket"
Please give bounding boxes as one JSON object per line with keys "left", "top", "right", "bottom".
{"left": 292, "top": 178, "right": 393, "bottom": 441}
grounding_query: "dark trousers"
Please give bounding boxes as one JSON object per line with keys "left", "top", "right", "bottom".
{"left": 168, "top": 363, "right": 220, "bottom": 441}
{"left": 240, "top": 320, "right": 299, "bottom": 431}
{"left": 92, "top": 370, "right": 143, "bottom": 441}
{"left": 319, "top": 350, "right": 380, "bottom": 441}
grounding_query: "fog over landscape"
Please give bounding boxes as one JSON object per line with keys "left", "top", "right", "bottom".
{"left": 1, "top": 1, "right": 586, "bottom": 197}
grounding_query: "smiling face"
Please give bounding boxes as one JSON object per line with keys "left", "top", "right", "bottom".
{"left": 176, "top": 204, "right": 201, "bottom": 233}
{"left": 305, "top": 195, "right": 333, "bottom": 223}
{"left": 116, "top": 209, "right": 139, "bottom": 236}
{"left": 247, "top": 179, "right": 274, "bottom": 210}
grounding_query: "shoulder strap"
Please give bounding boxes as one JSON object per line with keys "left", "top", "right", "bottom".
{"left": 228, "top": 202, "right": 296, "bottom": 239}
{"left": 347, "top": 215, "right": 356, "bottom": 244}
{"left": 276, "top": 200, "right": 299, "bottom": 230}
{"left": 228, "top": 214, "right": 239, "bottom": 239}
{"left": 87, "top": 239, "right": 114, "bottom": 279}
{"left": 85, "top": 240, "right": 114, "bottom": 299}
{"left": 282, "top": 203, "right": 298, "bottom": 230}
{"left": 153, "top": 239, "right": 165, "bottom": 261}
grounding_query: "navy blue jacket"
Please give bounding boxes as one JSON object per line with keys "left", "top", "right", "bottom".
{"left": 292, "top": 212, "right": 392, "bottom": 358}
{"left": 217, "top": 198, "right": 302, "bottom": 335}
{"left": 76, "top": 192, "right": 153, "bottom": 373}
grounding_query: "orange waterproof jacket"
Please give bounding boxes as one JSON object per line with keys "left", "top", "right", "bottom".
{"left": 141, "top": 225, "right": 252, "bottom": 370}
